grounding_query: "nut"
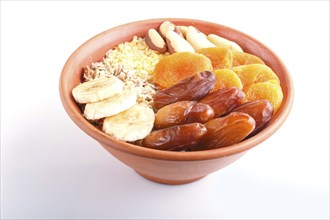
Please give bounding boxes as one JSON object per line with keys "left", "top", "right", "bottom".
{"left": 159, "top": 21, "right": 182, "bottom": 39}
{"left": 186, "top": 26, "right": 215, "bottom": 51}
{"left": 145, "top": 29, "right": 168, "bottom": 53}
{"left": 166, "top": 30, "right": 195, "bottom": 54}
{"left": 177, "top": 26, "right": 188, "bottom": 38}
{"left": 207, "top": 34, "right": 243, "bottom": 52}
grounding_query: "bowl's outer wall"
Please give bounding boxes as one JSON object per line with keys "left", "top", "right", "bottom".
{"left": 101, "top": 143, "right": 246, "bottom": 184}
{"left": 60, "top": 18, "right": 293, "bottom": 184}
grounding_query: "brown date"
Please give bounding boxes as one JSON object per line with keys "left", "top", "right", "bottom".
{"left": 153, "top": 71, "right": 216, "bottom": 109}
{"left": 231, "top": 100, "right": 274, "bottom": 137}
{"left": 192, "top": 112, "right": 255, "bottom": 151}
{"left": 199, "top": 87, "right": 245, "bottom": 117}
{"left": 155, "top": 101, "right": 214, "bottom": 129}
{"left": 142, "top": 123, "right": 207, "bottom": 151}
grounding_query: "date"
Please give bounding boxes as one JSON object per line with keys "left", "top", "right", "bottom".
{"left": 155, "top": 101, "right": 214, "bottom": 129}
{"left": 142, "top": 123, "right": 207, "bottom": 151}
{"left": 199, "top": 87, "right": 245, "bottom": 117}
{"left": 231, "top": 100, "right": 274, "bottom": 137}
{"left": 153, "top": 71, "right": 215, "bottom": 109}
{"left": 192, "top": 112, "right": 255, "bottom": 151}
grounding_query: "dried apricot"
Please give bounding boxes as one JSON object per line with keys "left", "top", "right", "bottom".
{"left": 212, "top": 69, "right": 243, "bottom": 91}
{"left": 245, "top": 80, "right": 283, "bottom": 113}
{"left": 232, "top": 51, "right": 265, "bottom": 67}
{"left": 232, "top": 64, "right": 280, "bottom": 91}
{"left": 197, "top": 47, "right": 266, "bottom": 70}
{"left": 192, "top": 112, "right": 255, "bottom": 151}
{"left": 197, "top": 47, "right": 233, "bottom": 69}
{"left": 153, "top": 52, "right": 213, "bottom": 88}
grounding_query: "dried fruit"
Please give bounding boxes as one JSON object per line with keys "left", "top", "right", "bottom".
{"left": 197, "top": 47, "right": 233, "bottom": 69}
{"left": 154, "top": 101, "right": 214, "bottom": 129}
{"left": 199, "top": 87, "right": 245, "bottom": 117}
{"left": 154, "top": 71, "right": 216, "bottom": 109}
{"left": 102, "top": 103, "right": 155, "bottom": 142}
{"left": 193, "top": 112, "right": 255, "bottom": 151}
{"left": 142, "top": 123, "right": 207, "bottom": 151}
{"left": 231, "top": 100, "right": 274, "bottom": 136}
{"left": 84, "top": 89, "right": 137, "bottom": 120}
{"left": 212, "top": 69, "right": 243, "bottom": 91}
{"left": 232, "top": 51, "right": 265, "bottom": 67}
{"left": 231, "top": 64, "right": 280, "bottom": 91}
{"left": 187, "top": 103, "right": 215, "bottom": 123}
{"left": 72, "top": 76, "right": 124, "bottom": 104}
{"left": 197, "top": 47, "right": 265, "bottom": 70}
{"left": 245, "top": 80, "right": 283, "bottom": 113}
{"left": 153, "top": 52, "right": 213, "bottom": 88}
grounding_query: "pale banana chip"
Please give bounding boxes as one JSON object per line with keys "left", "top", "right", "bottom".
{"left": 102, "top": 103, "right": 155, "bottom": 142}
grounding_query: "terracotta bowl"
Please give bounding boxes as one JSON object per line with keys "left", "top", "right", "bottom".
{"left": 59, "top": 18, "right": 293, "bottom": 185}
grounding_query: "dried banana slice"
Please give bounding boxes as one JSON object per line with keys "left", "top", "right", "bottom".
{"left": 102, "top": 103, "right": 155, "bottom": 142}
{"left": 72, "top": 76, "right": 124, "bottom": 104}
{"left": 84, "top": 90, "right": 137, "bottom": 120}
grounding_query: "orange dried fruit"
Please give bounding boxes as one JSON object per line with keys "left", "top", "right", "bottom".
{"left": 232, "top": 64, "right": 280, "bottom": 91}
{"left": 197, "top": 47, "right": 265, "bottom": 70}
{"left": 197, "top": 47, "right": 233, "bottom": 69}
{"left": 232, "top": 51, "right": 265, "bottom": 67}
{"left": 212, "top": 69, "right": 243, "bottom": 91}
{"left": 245, "top": 80, "right": 283, "bottom": 113}
{"left": 153, "top": 52, "right": 213, "bottom": 88}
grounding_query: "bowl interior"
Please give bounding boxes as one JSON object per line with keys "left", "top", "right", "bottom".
{"left": 60, "top": 18, "right": 293, "bottom": 161}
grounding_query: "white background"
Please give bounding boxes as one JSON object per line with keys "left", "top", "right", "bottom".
{"left": 1, "top": 1, "right": 329, "bottom": 219}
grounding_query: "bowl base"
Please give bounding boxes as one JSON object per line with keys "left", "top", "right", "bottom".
{"left": 135, "top": 171, "right": 206, "bottom": 185}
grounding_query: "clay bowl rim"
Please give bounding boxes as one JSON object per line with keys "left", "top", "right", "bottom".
{"left": 59, "top": 18, "right": 294, "bottom": 162}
